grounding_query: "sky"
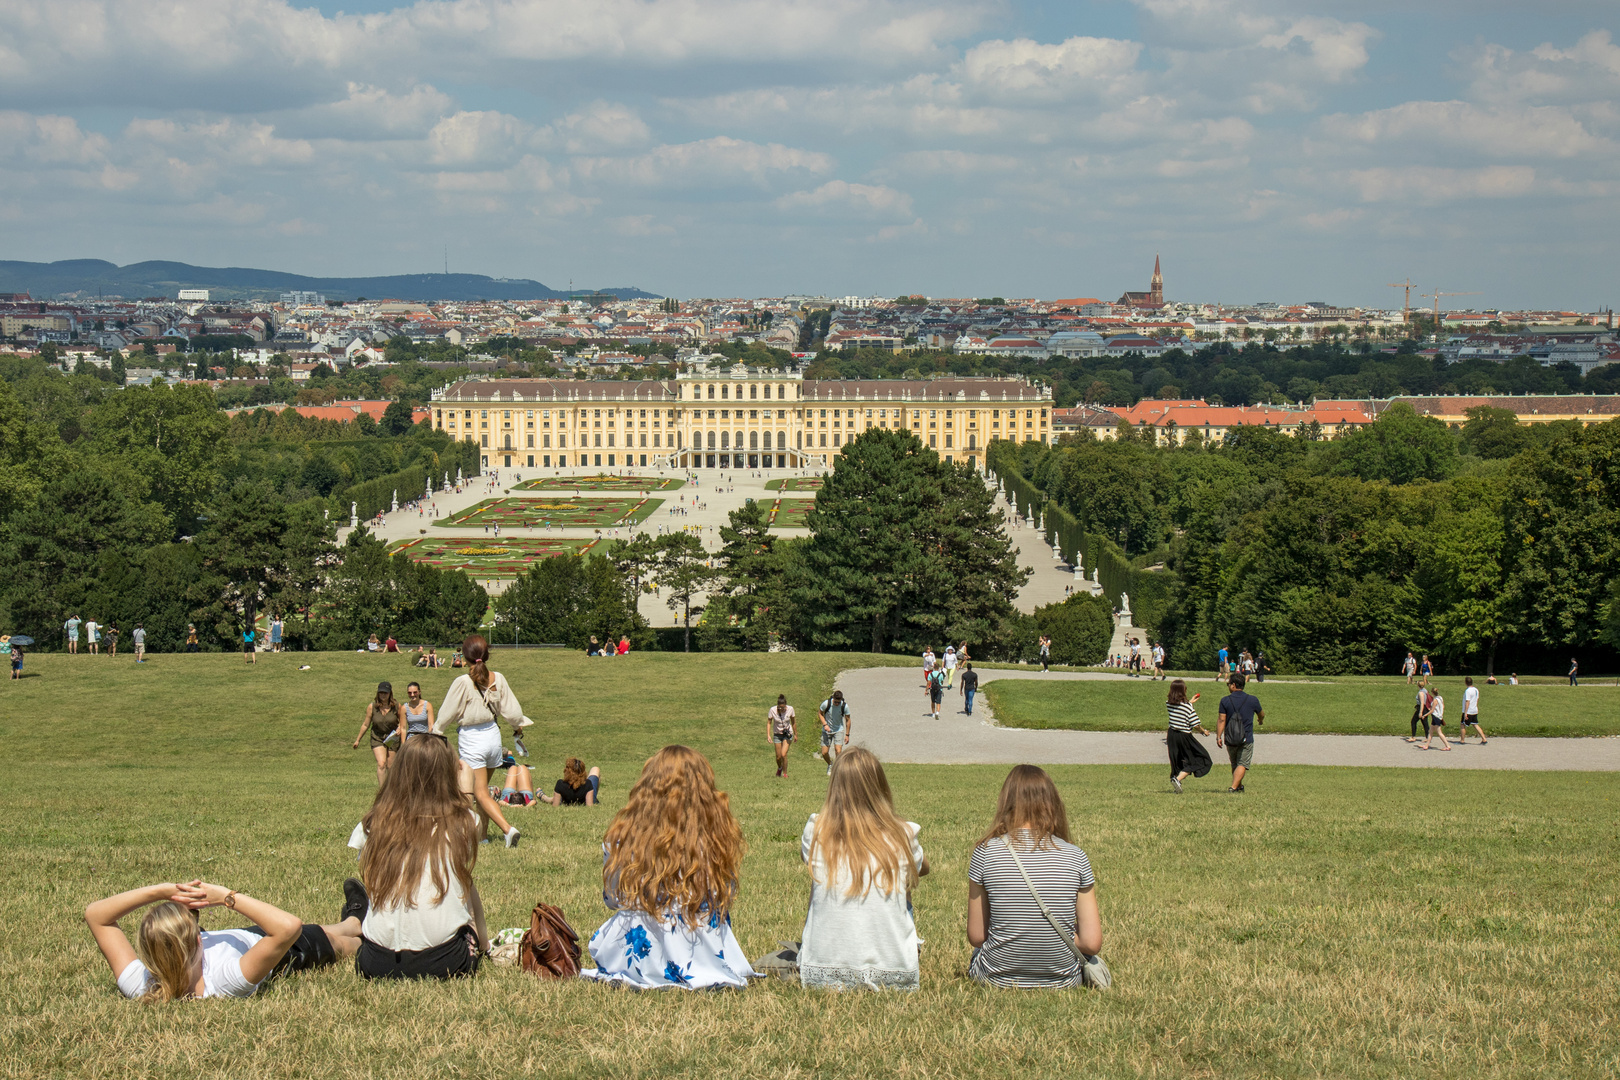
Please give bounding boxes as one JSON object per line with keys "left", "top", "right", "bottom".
{"left": 1, "top": 0, "right": 1617, "bottom": 308}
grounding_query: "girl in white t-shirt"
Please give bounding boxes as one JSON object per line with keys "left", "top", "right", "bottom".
{"left": 799, "top": 747, "right": 929, "bottom": 990}
{"left": 86, "top": 879, "right": 363, "bottom": 1001}
{"left": 435, "top": 634, "right": 527, "bottom": 849}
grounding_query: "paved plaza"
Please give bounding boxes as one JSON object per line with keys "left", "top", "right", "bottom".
{"left": 351, "top": 462, "right": 1077, "bottom": 624}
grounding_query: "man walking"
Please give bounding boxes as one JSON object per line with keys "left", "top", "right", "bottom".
{"left": 132, "top": 624, "right": 146, "bottom": 663}
{"left": 1151, "top": 641, "right": 1166, "bottom": 681}
{"left": 1458, "top": 676, "right": 1486, "bottom": 744}
{"left": 65, "top": 614, "right": 80, "bottom": 655}
{"left": 926, "top": 662, "right": 946, "bottom": 719}
{"left": 1568, "top": 658, "right": 1579, "bottom": 686}
{"left": 1402, "top": 652, "right": 1417, "bottom": 684}
{"left": 817, "top": 690, "right": 852, "bottom": 775}
{"left": 960, "top": 662, "right": 979, "bottom": 716}
{"left": 1217, "top": 644, "right": 1229, "bottom": 680}
{"left": 1216, "top": 673, "right": 1264, "bottom": 793}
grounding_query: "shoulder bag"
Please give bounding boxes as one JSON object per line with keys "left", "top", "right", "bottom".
{"left": 519, "top": 902, "right": 582, "bottom": 980}
{"left": 1001, "top": 836, "right": 1112, "bottom": 990}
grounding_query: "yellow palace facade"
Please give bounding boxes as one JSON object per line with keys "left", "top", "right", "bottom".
{"left": 431, "top": 367, "right": 1053, "bottom": 472}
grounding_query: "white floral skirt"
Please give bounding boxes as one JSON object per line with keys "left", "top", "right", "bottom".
{"left": 580, "top": 909, "right": 756, "bottom": 990}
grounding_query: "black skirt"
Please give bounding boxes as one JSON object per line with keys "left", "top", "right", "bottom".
{"left": 1167, "top": 729, "right": 1212, "bottom": 778}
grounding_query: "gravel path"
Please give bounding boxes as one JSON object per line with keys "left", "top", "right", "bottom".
{"left": 836, "top": 667, "right": 1620, "bottom": 771}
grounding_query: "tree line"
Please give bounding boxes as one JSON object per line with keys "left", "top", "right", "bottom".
{"left": 995, "top": 405, "right": 1620, "bottom": 675}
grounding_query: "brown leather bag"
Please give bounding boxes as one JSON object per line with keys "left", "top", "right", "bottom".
{"left": 519, "top": 903, "right": 581, "bottom": 979}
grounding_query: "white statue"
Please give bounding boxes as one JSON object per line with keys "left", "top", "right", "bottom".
{"left": 349, "top": 501, "right": 358, "bottom": 528}
{"left": 1119, "top": 592, "right": 1132, "bottom": 614}
{"left": 456, "top": 467, "right": 463, "bottom": 483}
{"left": 1073, "top": 555, "right": 1083, "bottom": 580}
{"left": 390, "top": 489, "right": 399, "bottom": 513}
{"left": 324, "top": 508, "right": 329, "bottom": 521}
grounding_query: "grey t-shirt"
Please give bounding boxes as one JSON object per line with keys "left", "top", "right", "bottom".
{"left": 968, "top": 832, "right": 1095, "bottom": 989}
{"left": 820, "top": 699, "right": 850, "bottom": 732}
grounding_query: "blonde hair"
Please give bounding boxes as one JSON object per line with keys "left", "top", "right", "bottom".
{"left": 136, "top": 902, "right": 200, "bottom": 1002}
{"left": 360, "top": 736, "right": 478, "bottom": 909}
{"left": 977, "top": 764, "right": 1072, "bottom": 852}
{"left": 603, "top": 746, "right": 744, "bottom": 928}
{"left": 809, "top": 747, "right": 916, "bottom": 899}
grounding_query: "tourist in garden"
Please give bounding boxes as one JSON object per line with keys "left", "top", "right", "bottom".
{"left": 185, "top": 624, "right": 198, "bottom": 653}
{"left": 242, "top": 625, "right": 256, "bottom": 664}
{"left": 767, "top": 694, "right": 797, "bottom": 778}
{"left": 352, "top": 681, "right": 404, "bottom": 784}
{"left": 1217, "top": 673, "right": 1263, "bottom": 792}
{"left": 797, "top": 747, "right": 928, "bottom": 990}
{"left": 1419, "top": 654, "right": 1433, "bottom": 685}
{"left": 269, "top": 615, "right": 283, "bottom": 652}
{"left": 434, "top": 634, "right": 524, "bottom": 849}
{"left": 87, "top": 617, "right": 101, "bottom": 655}
{"left": 960, "top": 662, "right": 980, "bottom": 716}
{"left": 86, "top": 878, "right": 363, "bottom": 1001}
{"left": 587, "top": 635, "right": 603, "bottom": 656}
{"left": 497, "top": 761, "right": 537, "bottom": 806}
{"left": 927, "top": 661, "right": 946, "bottom": 720}
{"left": 1417, "top": 688, "right": 1451, "bottom": 751}
{"left": 9, "top": 641, "right": 22, "bottom": 679}
{"left": 106, "top": 623, "right": 119, "bottom": 657}
{"left": 616, "top": 634, "right": 631, "bottom": 656}
{"left": 581, "top": 745, "right": 752, "bottom": 988}
{"left": 943, "top": 644, "right": 957, "bottom": 688}
{"left": 132, "top": 624, "right": 145, "bottom": 663}
{"left": 64, "top": 614, "right": 80, "bottom": 654}
{"left": 1402, "top": 652, "right": 1417, "bottom": 684}
{"left": 921, "top": 646, "right": 935, "bottom": 688}
{"left": 1217, "top": 644, "right": 1229, "bottom": 679}
{"left": 965, "top": 765, "right": 1109, "bottom": 990}
{"left": 1038, "top": 635, "right": 1051, "bottom": 672}
{"left": 1569, "top": 657, "right": 1579, "bottom": 686}
{"left": 402, "top": 681, "right": 434, "bottom": 742}
{"left": 352, "top": 736, "right": 488, "bottom": 979}
{"left": 535, "top": 757, "right": 602, "bottom": 806}
{"left": 1406, "top": 685, "right": 1434, "bottom": 742}
{"left": 1458, "top": 676, "right": 1487, "bottom": 744}
{"left": 1165, "top": 679, "right": 1211, "bottom": 794}
{"left": 819, "top": 690, "right": 852, "bottom": 775}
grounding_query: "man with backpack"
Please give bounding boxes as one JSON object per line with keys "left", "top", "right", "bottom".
{"left": 1217, "top": 673, "right": 1264, "bottom": 794}
{"left": 817, "top": 691, "right": 852, "bottom": 776}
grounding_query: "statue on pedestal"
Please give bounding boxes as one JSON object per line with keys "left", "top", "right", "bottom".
{"left": 1074, "top": 555, "right": 1084, "bottom": 580}
{"left": 349, "top": 501, "right": 358, "bottom": 528}
{"left": 390, "top": 490, "right": 399, "bottom": 513}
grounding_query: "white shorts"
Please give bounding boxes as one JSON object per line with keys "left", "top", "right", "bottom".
{"left": 457, "top": 722, "right": 504, "bottom": 770}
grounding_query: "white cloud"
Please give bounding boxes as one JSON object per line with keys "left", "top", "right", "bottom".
{"left": 426, "top": 111, "right": 533, "bottom": 168}
{"left": 1320, "top": 100, "right": 1612, "bottom": 159}
{"left": 775, "top": 181, "right": 914, "bottom": 217}
{"left": 959, "top": 36, "right": 1142, "bottom": 102}
{"left": 537, "top": 102, "right": 651, "bottom": 154}
{"left": 1345, "top": 165, "right": 1536, "bottom": 204}
{"left": 574, "top": 137, "right": 834, "bottom": 190}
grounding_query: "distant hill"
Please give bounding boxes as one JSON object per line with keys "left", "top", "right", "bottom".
{"left": 0, "top": 259, "right": 660, "bottom": 303}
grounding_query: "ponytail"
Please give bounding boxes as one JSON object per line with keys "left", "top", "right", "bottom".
{"left": 462, "top": 634, "right": 491, "bottom": 692}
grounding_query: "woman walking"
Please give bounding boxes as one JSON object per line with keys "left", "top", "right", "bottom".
{"left": 1165, "top": 679, "right": 1212, "bottom": 794}
{"left": 434, "top": 634, "right": 525, "bottom": 849}
{"left": 402, "top": 682, "right": 434, "bottom": 742}
{"left": 352, "top": 681, "right": 404, "bottom": 785}
{"left": 767, "top": 695, "right": 797, "bottom": 778}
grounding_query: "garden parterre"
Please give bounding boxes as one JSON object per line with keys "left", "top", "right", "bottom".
{"left": 766, "top": 498, "right": 814, "bottom": 529}
{"left": 433, "top": 497, "right": 662, "bottom": 530}
{"left": 389, "top": 536, "right": 601, "bottom": 579}
{"left": 764, "top": 477, "right": 825, "bottom": 492}
{"left": 4, "top": 651, "right": 1615, "bottom": 1080}
{"left": 516, "top": 474, "right": 686, "bottom": 492}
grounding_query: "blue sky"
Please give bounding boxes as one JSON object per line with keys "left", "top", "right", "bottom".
{"left": 1, "top": 0, "right": 1616, "bottom": 307}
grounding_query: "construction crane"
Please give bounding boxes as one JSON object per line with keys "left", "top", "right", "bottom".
{"left": 1420, "top": 290, "right": 1480, "bottom": 340}
{"left": 1387, "top": 278, "right": 1416, "bottom": 323}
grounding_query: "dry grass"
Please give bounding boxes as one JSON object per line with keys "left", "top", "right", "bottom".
{"left": 1, "top": 651, "right": 1616, "bottom": 1079}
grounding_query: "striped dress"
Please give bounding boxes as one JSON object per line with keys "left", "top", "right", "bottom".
{"left": 967, "top": 831, "right": 1095, "bottom": 989}
{"left": 1166, "top": 700, "right": 1213, "bottom": 778}
{"left": 1167, "top": 701, "right": 1202, "bottom": 732}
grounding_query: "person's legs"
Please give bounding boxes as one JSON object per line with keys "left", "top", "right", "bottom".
{"left": 470, "top": 766, "right": 514, "bottom": 837}
{"left": 774, "top": 738, "right": 789, "bottom": 776}
{"left": 586, "top": 768, "right": 600, "bottom": 805}
{"left": 372, "top": 746, "right": 389, "bottom": 784}
{"left": 1470, "top": 720, "right": 1487, "bottom": 743}
{"left": 965, "top": 688, "right": 975, "bottom": 715}
{"left": 1408, "top": 707, "right": 1423, "bottom": 741}
{"left": 318, "top": 918, "right": 363, "bottom": 960}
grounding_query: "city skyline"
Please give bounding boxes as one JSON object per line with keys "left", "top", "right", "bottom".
{"left": 2, "top": 1, "right": 1617, "bottom": 308}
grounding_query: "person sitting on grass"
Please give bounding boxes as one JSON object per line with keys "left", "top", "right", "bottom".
{"left": 966, "top": 765, "right": 1110, "bottom": 990}
{"left": 535, "top": 757, "right": 601, "bottom": 806}
{"left": 353, "top": 736, "right": 489, "bottom": 980}
{"left": 798, "top": 747, "right": 928, "bottom": 991}
{"left": 498, "top": 760, "right": 537, "bottom": 806}
{"left": 580, "top": 745, "right": 755, "bottom": 989}
{"left": 86, "top": 878, "right": 364, "bottom": 1001}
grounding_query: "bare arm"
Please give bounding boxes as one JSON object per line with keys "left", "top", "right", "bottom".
{"left": 1216, "top": 709, "right": 1228, "bottom": 747}
{"left": 1074, "top": 885, "right": 1102, "bottom": 956}
{"left": 85, "top": 882, "right": 179, "bottom": 979}
{"left": 170, "top": 881, "right": 302, "bottom": 986}
{"left": 354, "top": 704, "right": 373, "bottom": 748}
{"left": 467, "top": 882, "right": 489, "bottom": 954}
{"left": 967, "top": 881, "right": 989, "bottom": 947}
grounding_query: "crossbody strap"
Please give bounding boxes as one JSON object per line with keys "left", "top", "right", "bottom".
{"left": 1002, "top": 836, "right": 1084, "bottom": 963}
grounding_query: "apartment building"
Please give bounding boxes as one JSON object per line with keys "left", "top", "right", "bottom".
{"left": 431, "top": 366, "right": 1053, "bottom": 472}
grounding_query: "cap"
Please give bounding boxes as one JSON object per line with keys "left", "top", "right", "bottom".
{"left": 377, "top": 681, "right": 393, "bottom": 693}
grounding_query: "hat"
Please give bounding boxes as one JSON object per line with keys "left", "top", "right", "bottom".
{"left": 377, "top": 681, "right": 393, "bottom": 694}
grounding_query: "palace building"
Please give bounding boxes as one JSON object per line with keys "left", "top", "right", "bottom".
{"left": 431, "top": 366, "right": 1053, "bottom": 472}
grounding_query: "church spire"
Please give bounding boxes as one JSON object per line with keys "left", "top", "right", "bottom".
{"left": 1150, "top": 254, "right": 1163, "bottom": 306}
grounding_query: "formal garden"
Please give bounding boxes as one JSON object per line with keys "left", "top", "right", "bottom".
{"left": 765, "top": 497, "right": 815, "bottom": 529}
{"left": 389, "top": 535, "right": 601, "bottom": 578}
{"left": 764, "top": 476, "right": 825, "bottom": 492}
{"left": 516, "top": 474, "right": 685, "bottom": 492}
{"left": 433, "top": 497, "right": 662, "bottom": 530}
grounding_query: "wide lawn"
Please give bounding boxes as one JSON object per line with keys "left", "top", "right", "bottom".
{"left": 982, "top": 673, "right": 1620, "bottom": 737}
{"left": 433, "top": 497, "right": 661, "bottom": 529}
{"left": 389, "top": 536, "right": 601, "bottom": 578}
{"left": 1, "top": 652, "right": 1615, "bottom": 1079}
{"left": 516, "top": 474, "right": 685, "bottom": 492}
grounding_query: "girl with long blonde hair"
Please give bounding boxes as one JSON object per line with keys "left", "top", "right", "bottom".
{"left": 86, "top": 878, "right": 363, "bottom": 1001}
{"left": 353, "top": 735, "right": 489, "bottom": 979}
{"left": 580, "top": 745, "right": 755, "bottom": 989}
{"left": 798, "top": 747, "right": 929, "bottom": 990}
{"left": 434, "top": 634, "right": 526, "bottom": 849}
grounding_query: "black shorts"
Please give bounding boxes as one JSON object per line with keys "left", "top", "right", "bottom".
{"left": 357, "top": 924, "right": 480, "bottom": 981}
{"left": 243, "top": 642, "right": 254, "bottom": 654}
{"left": 242, "top": 923, "right": 338, "bottom": 983}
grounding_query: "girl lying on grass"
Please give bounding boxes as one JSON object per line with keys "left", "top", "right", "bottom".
{"left": 87, "top": 879, "right": 364, "bottom": 1001}
{"left": 354, "top": 735, "right": 489, "bottom": 980}
{"left": 798, "top": 748, "right": 929, "bottom": 990}
{"left": 966, "top": 764, "right": 1111, "bottom": 990}
{"left": 581, "top": 745, "right": 755, "bottom": 989}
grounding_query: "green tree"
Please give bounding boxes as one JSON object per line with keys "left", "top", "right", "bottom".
{"left": 490, "top": 554, "right": 641, "bottom": 648}
{"left": 87, "top": 382, "right": 233, "bottom": 531}
{"left": 697, "top": 501, "right": 799, "bottom": 651}
{"left": 657, "top": 532, "right": 717, "bottom": 652}
{"left": 381, "top": 399, "right": 417, "bottom": 436}
{"left": 0, "top": 380, "right": 73, "bottom": 540}
{"left": 1032, "top": 593, "right": 1113, "bottom": 666}
{"left": 1459, "top": 405, "right": 1528, "bottom": 459}
{"left": 353, "top": 411, "right": 378, "bottom": 437}
{"left": 1331, "top": 402, "right": 1459, "bottom": 484}
{"left": 195, "top": 480, "right": 332, "bottom": 642}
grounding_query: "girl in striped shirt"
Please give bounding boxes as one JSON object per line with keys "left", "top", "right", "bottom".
{"left": 1165, "top": 679, "right": 1213, "bottom": 794}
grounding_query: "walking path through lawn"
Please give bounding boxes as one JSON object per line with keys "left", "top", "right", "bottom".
{"left": 837, "top": 667, "right": 1620, "bottom": 771}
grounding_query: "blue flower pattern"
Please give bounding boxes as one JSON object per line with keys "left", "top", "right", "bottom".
{"left": 624, "top": 925, "right": 652, "bottom": 963}
{"left": 581, "top": 909, "right": 755, "bottom": 989}
{"left": 663, "top": 961, "right": 692, "bottom": 984}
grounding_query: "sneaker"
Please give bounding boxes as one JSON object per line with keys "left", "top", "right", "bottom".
{"left": 504, "top": 827, "right": 521, "bottom": 849}
{"left": 341, "top": 877, "right": 369, "bottom": 923}
{"left": 1170, "top": 776, "right": 1182, "bottom": 794}
{"left": 1227, "top": 786, "right": 1244, "bottom": 794}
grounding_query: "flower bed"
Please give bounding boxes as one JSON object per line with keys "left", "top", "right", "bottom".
{"left": 767, "top": 498, "right": 815, "bottom": 528}
{"left": 516, "top": 473, "right": 685, "bottom": 492}
{"left": 433, "top": 497, "right": 662, "bottom": 529}
{"left": 389, "top": 536, "right": 600, "bottom": 578}
{"left": 764, "top": 477, "right": 825, "bottom": 492}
